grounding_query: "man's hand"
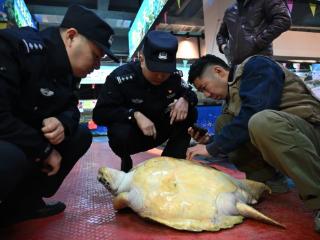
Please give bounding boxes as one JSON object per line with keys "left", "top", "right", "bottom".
{"left": 169, "top": 97, "right": 189, "bottom": 125}
{"left": 42, "top": 117, "right": 65, "bottom": 145}
{"left": 186, "top": 144, "right": 210, "bottom": 160}
{"left": 134, "top": 111, "right": 157, "bottom": 139}
{"left": 188, "top": 127, "right": 211, "bottom": 144}
{"left": 40, "top": 149, "right": 62, "bottom": 176}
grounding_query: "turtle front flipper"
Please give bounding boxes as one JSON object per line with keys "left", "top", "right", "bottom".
{"left": 113, "top": 192, "right": 129, "bottom": 210}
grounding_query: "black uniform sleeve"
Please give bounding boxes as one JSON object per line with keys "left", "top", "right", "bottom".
{"left": 0, "top": 39, "right": 52, "bottom": 160}
{"left": 182, "top": 87, "right": 198, "bottom": 107}
{"left": 56, "top": 101, "right": 80, "bottom": 136}
{"left": 176, "top": 77, "right": 198, "bottom": 107}
{"left": 92, "top": 74, "right": 130, "bottom": 126}
{"left": 56, "top": 80, "right": 80, "bottom": 136}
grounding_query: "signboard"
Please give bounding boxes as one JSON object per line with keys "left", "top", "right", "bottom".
{"left": 13, "top": 0, "right": 37, "bottom": 29}
{"left": 128, "top": 0, "right": 170, "bottom": 59}
{"left": 1, "top": 0, "right": 37, "bottom": 28}
{"left": 0, "top": 0, "right": 7, "bottom": 22}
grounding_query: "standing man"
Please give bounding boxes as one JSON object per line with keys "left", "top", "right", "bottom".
{"left": 217, "top": 0, "right": 291, "bottom": 65}
{"left": 93, "top": 30, "right": 198, "bottom": 172}
{"left": 186, "top": 54, "right": 320, "bottom": 233}
{"left": 0, "top": 5, "right": 117, "bottom": 225}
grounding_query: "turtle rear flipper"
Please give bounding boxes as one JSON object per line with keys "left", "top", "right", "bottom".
{"left": 240, "top": 179, "right": 271, "bottom": 201}
{"left": 236, "top": 202, "right": 285, "bottom": 228}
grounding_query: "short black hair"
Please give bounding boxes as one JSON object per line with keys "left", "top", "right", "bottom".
{"left": 188, "top": 54, "right": 230, "bottom": 84}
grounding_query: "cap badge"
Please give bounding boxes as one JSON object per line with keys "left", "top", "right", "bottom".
{"left": 40, "top": 88, "right": 55, "bottom": 97}
{"left": 131, "top": 98, "right": 144, "bottom": 104}
{"left": 158, "top": 52, "right": 168, "bottom": 60}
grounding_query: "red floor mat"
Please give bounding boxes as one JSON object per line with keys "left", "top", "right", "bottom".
{"left": 0, "top": 142, "right": 319, "bottom": 240}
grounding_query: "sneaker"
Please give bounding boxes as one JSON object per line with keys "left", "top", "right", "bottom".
{"left": 315, "top": 210, "right": 320, "bottom": 233}
{"left": 265, "top": 172, "right": 289, "bottom": 194}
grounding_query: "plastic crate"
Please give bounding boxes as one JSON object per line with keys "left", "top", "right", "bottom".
{"left": 196, "top": 105, "right": 222, "bottom": 135}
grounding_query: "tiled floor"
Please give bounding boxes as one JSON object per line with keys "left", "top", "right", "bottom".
{"left": 0, "top": 142, "right": 319, "bottom": 240}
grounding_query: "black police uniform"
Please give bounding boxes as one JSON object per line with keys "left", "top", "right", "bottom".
{"left": 93, "top": 61, "right": 198, "bottom": 171}
{"left": 0, "top": 27, "right": 92, "bottom": 208}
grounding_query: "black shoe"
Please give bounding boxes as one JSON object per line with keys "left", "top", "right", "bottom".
{"left": 0, "top": 200, "right": 66, "bottom": 226}
{"left": 121, "top": 156, "right": 133, "bottom": 172}
{"left": 264, "top": 172, "right": 289, "bottom": 194}
{"left": 30, "top": 201, "right": 66, "bottom": 219}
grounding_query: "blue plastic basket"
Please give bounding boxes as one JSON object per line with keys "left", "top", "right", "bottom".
{"left": 86, "top": 105, "right": 222, "bottom": 136}
{"left": 196, "top": 105, "right": 222, "bottom": 135}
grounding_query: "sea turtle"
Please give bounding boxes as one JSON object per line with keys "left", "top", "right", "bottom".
{"left": 98, "top": 157, "right": 283, "bottom": 232}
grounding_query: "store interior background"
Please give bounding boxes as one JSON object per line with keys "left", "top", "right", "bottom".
{"left": 1, "top": 1, "right": 320, "bottom": 239}
{"left": 1, "top": 0, "right": 320, "bottom": 136}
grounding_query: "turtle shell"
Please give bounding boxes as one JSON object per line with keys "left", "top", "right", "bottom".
{"left": 129, "top": 157, "right": 244, "bottom": 231}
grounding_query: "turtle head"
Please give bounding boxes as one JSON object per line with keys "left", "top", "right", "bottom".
{"left": 98, "top": 167, "right": 125, "bottom": 195}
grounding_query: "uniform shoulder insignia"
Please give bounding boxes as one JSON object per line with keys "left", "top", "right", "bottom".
{"left": 0, "top": 27, "right": 45, "bottom": 55}
{"left": 173, "top": 70, "right": 183, "bottom": 77}
{"left": 19, "top": 27, "right": 45, "bottom": 55}
{"left": 21, "top": 38, "right": 45, "bottom": 55}
{"left": 115, "top": 73, "right": 135, "bottom": 84}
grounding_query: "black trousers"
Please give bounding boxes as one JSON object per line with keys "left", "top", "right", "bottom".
{"left": 108, "top": 108, "right": 197, "bottom": 162}
{"left": 0, "top": 126, "right": 92, "bottom": 207}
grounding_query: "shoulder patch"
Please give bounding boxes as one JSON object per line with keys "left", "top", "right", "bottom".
{"left": 0, "top": 27, "right": 45, "bottom": 55}
{"left": 173, "top": 70, "right": 183, "bottom": 77}
{"left": 115, "top": 73, "right": 135, "bottom": 84}
{"left": 21, "top": 38, "right": 44, "bottom": 55}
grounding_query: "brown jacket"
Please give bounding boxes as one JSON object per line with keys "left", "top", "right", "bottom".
{"left": 217, "top": 0, "right": 291, "bottom": 65}
{"left": 227, "top": 56, "right": 320, "bottom": 125}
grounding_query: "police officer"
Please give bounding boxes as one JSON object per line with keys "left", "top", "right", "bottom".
{"left": 93, "top": 30, "right": 198, "bottom": 172}
{"left": 0, "top": 5, "right": 117, "bottom": 225}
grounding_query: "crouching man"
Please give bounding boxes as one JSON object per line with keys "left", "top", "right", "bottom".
{"left": 93, "top": 31, "right": 198, "bottom": 172}
{"left": 186, "top": 54, "right": 320, "bottom": 233}
{"left": 0, "top": 5, "right": 118, "bottom": 225}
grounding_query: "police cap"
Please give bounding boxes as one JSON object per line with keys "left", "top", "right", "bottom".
{"left": 61, "top": 4, "right": 119, "bottom": 62}
{"left": 143, "top": 30, "right": 178, "bottom": 73}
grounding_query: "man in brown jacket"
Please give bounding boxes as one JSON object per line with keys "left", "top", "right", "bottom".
{"left": 186, "top": 54, "right": 320, "bottom": 233}
{"left": 217, "top": 0, "right": 291, "bottom": 65}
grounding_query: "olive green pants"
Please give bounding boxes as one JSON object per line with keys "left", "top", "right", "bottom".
{"left": 215, "top": 114, "right": 277, "bottom": 182}
{"left": 248, "top": 110, "right": 320, "bottom": 210}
